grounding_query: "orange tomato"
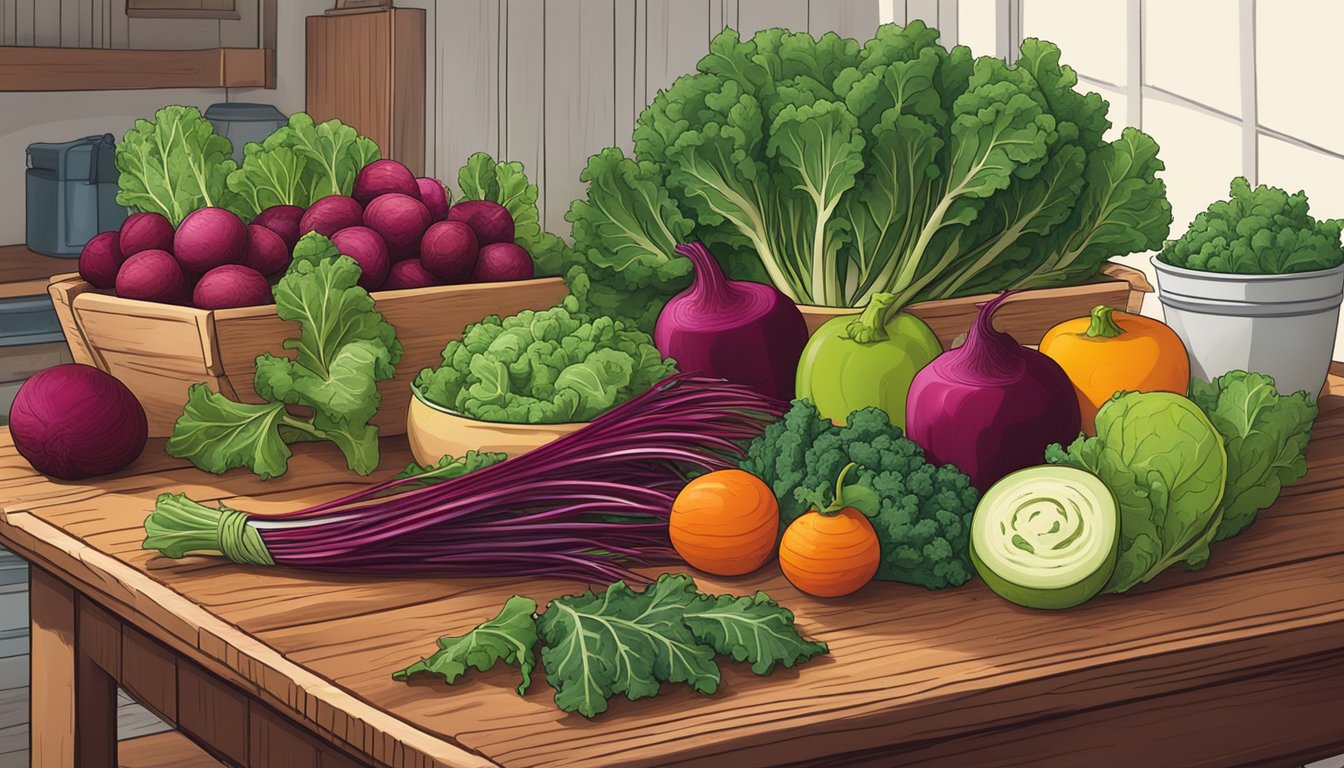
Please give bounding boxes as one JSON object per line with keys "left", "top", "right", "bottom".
{"left": 669, "top": 469, "right": 779, "bottom": 576}
{"left": 777, "top": 463, "right": 880, "bottom": 597}
{"left": 1039, "top": 305, "right": 1191, "bottom": 435}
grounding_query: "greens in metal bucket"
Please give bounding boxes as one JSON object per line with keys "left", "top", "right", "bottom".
{"left": 145, "top": 375, "right": 787, "bottom": 583}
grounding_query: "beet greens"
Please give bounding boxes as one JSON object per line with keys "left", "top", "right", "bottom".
{"left": 144, "top": 375, "right": 787, "bottom": 582}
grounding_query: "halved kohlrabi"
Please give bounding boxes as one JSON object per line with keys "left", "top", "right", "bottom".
{"left": 970, "top": 465, "right": 1120, "bottom": 610}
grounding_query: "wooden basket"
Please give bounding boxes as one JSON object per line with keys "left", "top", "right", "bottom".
{"left": 48, "top": 276, "right": 571, "bottom": 438}
{"left": 797, "top": 264, "right": 1154, "bottom": 343}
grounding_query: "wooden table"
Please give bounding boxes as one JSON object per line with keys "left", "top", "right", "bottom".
{"left": 3, "top": 380, "right": 1344, "bottom": 768}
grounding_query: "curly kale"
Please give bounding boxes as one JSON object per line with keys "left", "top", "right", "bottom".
{"left": 1160, "top": 176, "right": 1344, "bottom": 274}
{"left": 741, "top": 401, "right": 979, "bottom": 589}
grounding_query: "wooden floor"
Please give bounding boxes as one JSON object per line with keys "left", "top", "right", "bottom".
{"left": 0, "top": 545, "right": 221, "bottom": 768}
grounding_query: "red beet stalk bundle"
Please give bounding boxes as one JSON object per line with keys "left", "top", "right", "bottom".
{"left": 144, "top": 375, "right": 786, "bottom": 582}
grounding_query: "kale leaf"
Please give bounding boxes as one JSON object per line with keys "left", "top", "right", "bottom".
{"left": 167, "top": 234, "right": 402, "bottom": 478}
{"left": 392, "top": 596, "right": 539, "bottom": 694}
{"left": 1190, "top": 371, "right": 1318, "bottom": 541}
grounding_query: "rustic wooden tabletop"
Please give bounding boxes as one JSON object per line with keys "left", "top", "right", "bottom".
{"left": 3, "top": 374, "right": 1344, "bottom": 767}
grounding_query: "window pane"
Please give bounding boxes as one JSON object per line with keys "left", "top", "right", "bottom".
{"left": 1144, "top": 0, "right": 1241, "bottom": 117}
{"left": 1257, "top": 1, "right": 1344, "bottom": 154}
{"left": 1258, "top": 134, "right": 1344, "bottom": 222}
{"left": 1021, "top": 0, "right": 1127, "bottom": 85}
{"left": 957, "top": 0, "right": 998, "bottom": 58}
{"left": 1143, "top": 97, "right": 1244, "bottom": 232}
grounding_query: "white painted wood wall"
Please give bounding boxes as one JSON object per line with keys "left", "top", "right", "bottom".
{"left": 429, "top": 0, "right": 962, "bottom": 234}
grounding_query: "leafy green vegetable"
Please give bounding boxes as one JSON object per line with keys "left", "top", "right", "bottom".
{"left": 227, "top": 113, "right": 380, "bottom": 220}
{"left": 1190, "top": 371, "right": 1318, "bottom": 541}
{"left": 412, "top": 294, "right": 675, "bottom": 424}
{"left": 393, "top": 450, "right": 509, "bottom": 489}
{"left": 1046, "top": 391, "right": 1227, "bottom": 593}
{"left": 537, "top": 574, "right": 826, "bottom": 717}
{"left": 394, "top": 574, "right": 825, "bottom": 718}
{"left": 392, "top": 596, "right": 538, "bottom": 694}
{"left": 115, "top": 105, "right": 239, "bottom": 226}
{"left": 167, "top": 234, "right": 403, "bottom": 478}
{"left": 740, "top": 400, "right": 980, "bottom": 589}
{"left": 539, "top": 575, "right": 719, "bottom": 716}
{"left": 456, "top": 152, "right": 570, "bottom": 277}
{"left": 566, "top": 22, "right": 1170, "bottom": 328}
{"left": 1160, "top": 177, "right": 1344, "bottom": 275}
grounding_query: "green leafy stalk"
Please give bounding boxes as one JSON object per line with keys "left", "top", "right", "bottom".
{"left": 393, "top": 597, "right": 539, "bottom": 694}
{"left": 115, "top": 105, "right": 239, "bottom": 225}
{"left": 1190, "top": 371, "right": 1318, "bottom": 541}
{"left": 166, "top": 233, "right": 402, "bottom": 478}
{"left": 143, "top": 494, "right": 274, "bottom": 566}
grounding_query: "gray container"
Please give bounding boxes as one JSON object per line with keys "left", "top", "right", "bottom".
{"left": 205, "top": 102, "right": 287, "bottom": 164}
{"left": 25, "top": 134, "right": 126, "bottom": 257}
{"left": 0, "top": 296, "right": 64, "bottom": 348}
{"left": 1152, "top": 255, "right": 1344, "bottom": 397}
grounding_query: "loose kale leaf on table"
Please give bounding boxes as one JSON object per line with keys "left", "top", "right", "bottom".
{"left": 392, "top": 597, "right": 539, "bottom": 694}
{"left": 681, "top": 591, "right": 828, "bottom": 675}
{"left": 537, "top": 574, "right": 720, "bottom": 718}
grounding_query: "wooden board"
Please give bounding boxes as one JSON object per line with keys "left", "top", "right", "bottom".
{"left": 3, "top": 371, "right": 1344, "bottom": 767}
{"left": 118, "top": 730, "right": 220, "bottom": 768}
{"left": 0, "top": 46, "right": 275, "bottom": 91}
{"left": 306, "top": 9, "right": 426, "bottom": 174}
{"left": 48, "top": 276, "right": 572, "bottom": 438}
{"left": 0, "top": 245, "right": 74, "bottom": 301}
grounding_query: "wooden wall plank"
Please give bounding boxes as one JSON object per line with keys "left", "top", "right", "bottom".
{"left": 503, "top": 0, "right": 547, "bottom": 207}
{"left": 34, "top": 0, "right": 59, "bottom": 45}
{"left": 126, "top": 16, "right": 221, "bottom": 49}
{"left": 906, "top": 0, "right": 942, "bottom": 31}
{"left": 108, "top": 0, "right": 129, "bottom": 48}
{"left": 614, "top": 0, "right": 638, "bottom": 154}
{"left": 435, "top": 0, "right": 500, "bottom": 193}
{"left": 390, "top": 8, "right": 426, "bottom": 174}
{"left": 937, "top": 0, "right": 958, "bottom": 44}
{"left": 77, "top": 0, "right": 93, "bottom": 48}
{"left": 220, "top": 0, "right": 260, "bottom": 48}
{"left": 14, "top": 0, "right": 31, "bottom": 45}
{"left": 736, "top": 0, "right": 808, "bottom": 36}
{"left": 58, "top": 0, "right": 78, "bottom": 46}
{"left": 644, "top": 0, "right": 708, "bottom": 97}
{"left": 542, "top": 0, "right": 616, "bottom": 234}
{"left": 808, "top": 0, "right": 882, "bottom": 41}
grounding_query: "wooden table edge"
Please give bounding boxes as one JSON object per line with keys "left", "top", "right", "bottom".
{"left": 0, "top": 509, "right": 500, "bottom": 768}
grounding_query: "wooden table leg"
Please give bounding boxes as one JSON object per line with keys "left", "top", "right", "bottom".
{"left": 30, "top": 566, "right": 117, "bottom": 768}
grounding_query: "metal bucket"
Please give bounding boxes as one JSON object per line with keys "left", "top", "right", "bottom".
{"left": 1152, "top": 255, "right": 1344, "bottom": 397}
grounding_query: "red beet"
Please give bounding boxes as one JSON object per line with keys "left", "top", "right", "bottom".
{"left": 252, "top": 204, "right": 305, "bottom": 251}
{"left": 8, "top": 364, "right": 148, "bottom": 480}
{"left": 364, "top": 193, "right": 432, "bottom": 260}
{"left": 447, "top": 200, "right": 514, "bottom": 246}
{"left": 193, "top": 265, "right": 273, "bottom": 310}
{"left": 420, "top": 221, "right": 478, "bottom": 283}
{"left": 300, "top": 196, "right": 364, "bottom": 239}
{"left": 118, "top": 212, "right": 175, "bottom": 258}
{"left": 473, "top": 242, "right": 535, "bottom": 282}
{"left": 331, "top": 226, "right": 391, "bottom": 290}
{"left": 115, "top": 250, "right": 188, "bottom": 304}
{"left": 417, "top": 177, "right": 451, "bottom": 222}
{"left": 174, "top": 207, "right": 247, "bottom": 272}
{"left": 79, "top": 231, "right": 124, "bottom": 289}
{"left": 382, "top": 259, "right": 437, "bottom": 290}
{"left": 353, "top": 159, "right": 420, "bottom": 206}
{"left": 242, "top": 224, "right": 291, "bottom": 277}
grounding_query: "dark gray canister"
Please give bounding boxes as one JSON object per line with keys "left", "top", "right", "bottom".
{"left": 25, "top": 134, "right": 126, "bottom": 257}
{"left": 204, "top": 102, "right": 287, "bottom": 164}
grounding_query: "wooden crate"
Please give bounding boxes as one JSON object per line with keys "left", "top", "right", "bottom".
{"left": 47, "top": 275, "right": 571, "bottom": 438}
{"left": 797, "top": 264, "right": 1154, "bottom": 344}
